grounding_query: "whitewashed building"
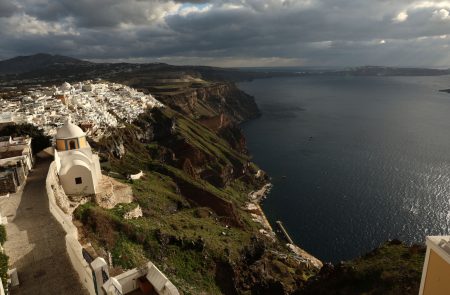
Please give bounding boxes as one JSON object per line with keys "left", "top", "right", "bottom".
{"left": 54, "top": 118, "right": 102, "bottom": 195}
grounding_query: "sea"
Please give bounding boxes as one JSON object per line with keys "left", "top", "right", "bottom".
{"left": 238, "top": 75, "right": 450, "bottom": 263}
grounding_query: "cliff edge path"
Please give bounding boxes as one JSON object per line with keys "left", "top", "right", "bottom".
{"left": 0, "top": 160, "right": 88, "bottom": 295}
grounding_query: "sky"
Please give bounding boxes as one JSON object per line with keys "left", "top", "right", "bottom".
{"left": 1, "top": 0, "right": 450, "bottom": 67}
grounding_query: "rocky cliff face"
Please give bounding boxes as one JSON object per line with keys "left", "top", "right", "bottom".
{"left": 88, "top": 106, "right": 321, "bottom": 294}
{"left": 76, "top": 70, "right": 325, "bottom": 294}
{"left": 131, "top": 108, "right": 257, "bottom": 188}
{"left": 154, "top": 82, "right": 260, "bottom": 123}
{"left": 98, "top": 108, "right": 262, "bottom": 224}
{"left": 298, "top": 240, "right": 425, "bottom": 295}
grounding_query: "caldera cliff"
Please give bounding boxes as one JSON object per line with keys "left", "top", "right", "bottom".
{"left": 0, "top": 55, "right": 426, "bottom": 294}
{"left": 73, "top": 79, "right": 321, "bottom": 295}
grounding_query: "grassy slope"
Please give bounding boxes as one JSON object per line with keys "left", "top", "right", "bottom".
{"left": 75, "top": 109, "right": 265, "bottom": 294}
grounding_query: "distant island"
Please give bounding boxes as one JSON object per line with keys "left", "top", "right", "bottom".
{"left": 1, "top": 54, "right": 450, "bottom": 86}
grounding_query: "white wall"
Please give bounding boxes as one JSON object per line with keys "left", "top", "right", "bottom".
{"left": 46, "top": 161, "right": 96, "bottom": 295}
{"left": 130, "top": 171, "right": 143, "bottom": 180}
{"left": 60, "top": 164, "right": 95, "bottom": 195}
{"left": 112, "top": 262, "right": 179, "bottom": 295}
{"left": 54, "top": 150, "right": 61, "bottom": 172}
{"left": 57, "top": 149, "right": 100, "bottom": 195}
{"left": 0, "top": 278, "right": 4, "bottom": 295}
{"left": 115, "top": 269, "right": 141, "bottom": 294}
{"left": 66, "top": 235, "right": 96, "bottom": 295}
{"left": 92, "top": 154, "right": 102, "bottom": 181}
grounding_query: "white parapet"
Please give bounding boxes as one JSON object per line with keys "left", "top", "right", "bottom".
{"left": 108, "top": 261, "right": 179, "bottom": 295}
{"left": 103, "top": 278, "right": 122, "bottom": 295}
{"left": 46, "top": 161, "right": 96, "bottom": 294}
{"left": 146, "top": 262, "right": 180, "bottom": 295}
{"left": 113, "top": 268, "right": 142, "bottom": 294}
{"left": 0, "top": 212, "right": 7, "bottom": 225}
{"left": 146, "top": 262, "right": 168, "bottom": 291}
{"left": 8, "top": 268, "right": 19, "bottom": 287}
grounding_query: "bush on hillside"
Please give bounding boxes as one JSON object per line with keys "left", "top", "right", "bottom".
{"left": 0, "top": 252, "right": 8, "bottom": 290}
{"left": 0, "top": 225, "right": 8, "bottom": 290}
{"left": 0, "top": 225, "right": 6, "bottom": 245}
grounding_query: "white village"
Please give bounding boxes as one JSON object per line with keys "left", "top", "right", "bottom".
{"left": 0, "top": 82, "right": 180, "bottom": 295}
{"left": 0, "top": 81, "right": 163, "bottom": 139}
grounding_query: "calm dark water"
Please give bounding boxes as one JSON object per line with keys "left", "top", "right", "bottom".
{"left": 239, "top": 76, "right": 450, "bottom": 263}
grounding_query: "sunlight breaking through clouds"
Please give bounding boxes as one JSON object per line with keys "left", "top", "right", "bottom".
{"left": 393, "top": 11, "right": 409, "bottom": 23}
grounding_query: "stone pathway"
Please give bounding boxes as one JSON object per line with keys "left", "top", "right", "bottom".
{"left": 0, "top": 160, "right": 88, "bottom": 295}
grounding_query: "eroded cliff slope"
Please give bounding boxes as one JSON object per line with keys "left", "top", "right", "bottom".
{"left": 76, "top": 107, "right": 320, "bottom": 294}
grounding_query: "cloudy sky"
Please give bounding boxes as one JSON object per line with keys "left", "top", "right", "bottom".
{"left": 1, "top": 0, "right": 450, "bottom": 67}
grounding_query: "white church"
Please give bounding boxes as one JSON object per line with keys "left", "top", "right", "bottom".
{"left": 54, "top": 118, "right": 102, "bottom": 195}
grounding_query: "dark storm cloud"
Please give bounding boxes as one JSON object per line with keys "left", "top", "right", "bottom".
{"left": 19, "top": 0, "right": 173, "bottom": 27}
{"left": 0, "top": 0, "right": 19, "bottom": 17}
{"left": 1, "top": 0, "right": 450, "bottom": 66}
{"left": 172, "top": 0, "right": 210, "bottom": 2}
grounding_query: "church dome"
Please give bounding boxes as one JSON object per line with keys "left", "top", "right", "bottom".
{"left": 56, "top": 118, "right": 85, "bottom": 139}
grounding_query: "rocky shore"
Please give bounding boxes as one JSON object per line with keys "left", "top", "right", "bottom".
{"left": 247, "top": 182, "right": 324, "bottom": 269}
{"left": 249, "top": 182, "right": 272, "bottom": 202}
{"left": 246, "top": 183, "right": 275, "bottom": 239}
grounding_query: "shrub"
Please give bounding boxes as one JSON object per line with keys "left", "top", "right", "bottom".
{"left": 0, "top": 225, "right": 6, "bottom": 245}
{"left": 111, "top": 237, "right": 146, "bottom": 269}
{"left": 87, "top": 208, "right": 120, "bottom": 249}
{"left": 0, "top": 252, "right": 8, "bottom": 288}
{"left": 73, "top": 202, "right": 95, "bottom": 222}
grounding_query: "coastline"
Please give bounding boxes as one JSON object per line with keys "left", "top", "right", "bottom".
{"left": 247, "top": 181, "right": 323, "bottom": 269}
{"left": 247, "top": 183, "right": 274, "bottom": 235}
{"left": 238, "top": 81, "right": 323, "bottom": 269}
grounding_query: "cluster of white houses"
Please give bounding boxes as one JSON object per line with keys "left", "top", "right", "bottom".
{"left": 0, "top": 81, "right": 163, "bottom": 139}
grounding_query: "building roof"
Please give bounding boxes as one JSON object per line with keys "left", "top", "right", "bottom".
{"left": 0, "top": 150, "right": 25, "bottom": 159}
{"left": 0, "top": 143, "right": 30, "bottom": 160}
{"left": 60, "top": 157, "right": 91, "bottom": 175}
{"left": 0, "top": 136, "right": 11, "bottom": 143}
{"left": 427, "top": 236, "right": 450, "bottom": 255}
{"left": 56, "top": 118, "right": 85, "bottom": 139}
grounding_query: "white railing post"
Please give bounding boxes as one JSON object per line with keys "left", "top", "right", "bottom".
{"left": 90, "top": 257, "right": 109, "bottom": 295}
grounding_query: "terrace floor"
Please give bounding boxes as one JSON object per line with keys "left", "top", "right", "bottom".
{"left": 0, "top": 160, "right": 88, "bottom": 295}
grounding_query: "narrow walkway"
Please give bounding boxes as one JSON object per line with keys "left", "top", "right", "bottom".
{"left": 0, "top": 160, "right": 88, "bottom": 295}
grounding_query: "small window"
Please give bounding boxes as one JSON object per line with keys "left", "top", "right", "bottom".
{"left": 69, "top": 140, "right": 77, "bottom": 150}
{"left": 75, "top": 177, "right": 82, "bottom": 184}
